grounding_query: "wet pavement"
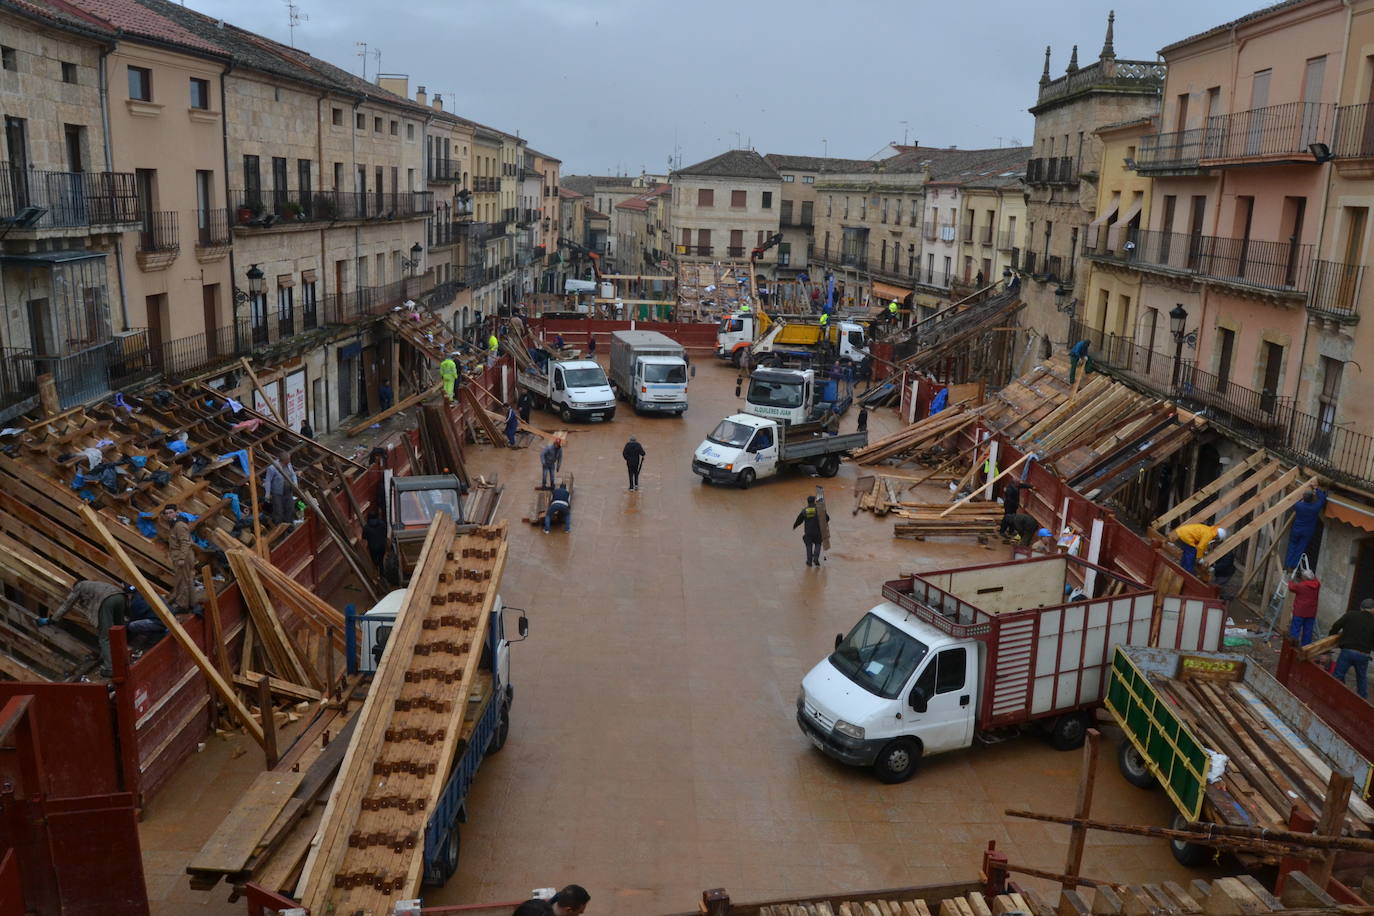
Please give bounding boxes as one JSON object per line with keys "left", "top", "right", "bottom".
{"left": 142, "top": 356, "right": 1218, "bottom": 915}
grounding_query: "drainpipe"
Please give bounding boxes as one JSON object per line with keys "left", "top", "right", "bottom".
{"left": 218, "top": 57, "right": 238, "bottom": 351}
{"left": 98, "top": 42, "right": 130, "bottom": 330}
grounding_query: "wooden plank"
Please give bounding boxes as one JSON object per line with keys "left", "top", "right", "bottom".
{"left": 1207, "top": 477, "right": 1319, "bottom": 563}
{"left": 202, "top": 565, "right": 231, "bottom": 681}
{"left": 939, "top": 453, "right": 1032, "bottom": 517}
{"left": 239, "top": 357, "right": 283, "bottom": 423}
{"left": 345, "top": 384, "right": 441, "bottom": 436}
{"left": 186, "top": 769, "right": 304, "bottom": 875}
{"left": 79, "top": 504, "right": 264, "bottom": 745}
{"left": 1152, "top": 451, "right": 1270, "bottom": 531}
{"left": 247, "top": 446, "right": 266, "bottom": 558}
{"left": 229, "top": 552, "right": 312, "bottom": 688}
{"left": 1210, "top": 466, "right": 1299, "bottom": 532}
{"left": 234, "top": 673, "right": 323, "bottom": 703}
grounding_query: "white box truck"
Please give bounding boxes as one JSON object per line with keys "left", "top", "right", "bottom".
{"left": 608, "top": 330, "right": 690, "bottom": 415}
{"left": 516, "top": 358, "right": 616, "bottom": 423}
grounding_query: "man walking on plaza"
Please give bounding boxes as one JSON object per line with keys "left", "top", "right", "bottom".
{"left": 1286, "top": 568, "right": 1321, "bottom": 646}
{"left": 539, "top": 438, "right": 563, "bottom": 490}
{"left": 793, "top": 495, "right": 829, "bottom": 567}
{"left": 1330, "top": 597, "right": 1374, "bottom": 698}
{"left": 622, "top": 435, "right": 645, "bottom": 490}
{"left": 505, "top": 405, "right": 520, "bottom": 448}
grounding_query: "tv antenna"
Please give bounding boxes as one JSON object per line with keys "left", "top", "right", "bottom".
{"left": 285, "top": 0, "right": 307, "bottom": 47}
{"left": 355, "top": 41, "right": 368, "bottom": 78}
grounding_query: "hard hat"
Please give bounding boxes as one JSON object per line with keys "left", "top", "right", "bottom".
{"left": 1216, "top": 527, "right": 1227, "bottom": 540}
{"left": 1037, "top": 528, "right": 1052, "bottom": 537}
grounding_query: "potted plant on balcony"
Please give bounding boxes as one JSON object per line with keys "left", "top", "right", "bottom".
{"left": 282, "top": 199, "right": 305, "bottom": 220}
{"left": 313, "top": 194, "right": 337, "bottom": 220}
{"left": 236, "top": 204, "right": 255, "bottom": 223}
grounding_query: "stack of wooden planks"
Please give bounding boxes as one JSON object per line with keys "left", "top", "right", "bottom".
{"left": 1151, "top": 666, "right": 1374, "bottom": 836}
{"left": 462, "top": 475, "right": 504, "bottom": 526}
{"left": 417, "top": 400, "right": 468, "bottom": 484}
{"left": 758, "top": 890, "right": 1035, "bottom": 916}
{"left": 298, "top": 517, "right": 508, "bottom": 913}
{"left": 523, "top": 474, "right": 574, "bottom": 525}
{"left": 849, "top": 405, "right": 977, "bottom": 466}
{"left": 892, "top": 504, "right": 1004, "bottom": 541}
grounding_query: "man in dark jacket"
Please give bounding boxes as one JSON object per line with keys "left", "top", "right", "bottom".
{"left": 362, "top": 509, "right": 388, "bottom": 572}
{"left": 1285, "top": 486, "right": 1327, "bottom": 571}
{"left": 1331, "top": 598, "right": 1374, "bottom": 698}
{"left": 1006, "top": 512, "right": 1052, "bottom": 549}
{"left": 793, "top": 495, "right": 829, "bottom": 566}
{"left": 543, "top": 482, "right": 571, "bottom": 533}
{"left": 622, "top": 435, "right": 645, "bottom": 490}
{"left": 999, "top": 481, "right": 1034, "bottom": 537}
{"left": 39, "top": 580, "right": 133, "bottom": 677}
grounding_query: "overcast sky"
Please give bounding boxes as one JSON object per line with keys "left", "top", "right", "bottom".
{"left": 185, "top": 0, "right": 1263, "bottom": 175}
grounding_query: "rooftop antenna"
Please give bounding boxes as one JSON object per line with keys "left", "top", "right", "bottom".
{"left": 732, "top": 130, "right": 741, "bottom": 149}
{"left": 284, "top": 0, "right": 307, "bottom": 47}
{"left": 822, "top": 138, "right": 828, "bottom": 158}
{"left": 372, "top": 47, "right": 382, "bottom": 78}
{"left": 355, "top": 41, "right": 368, "bottom": 78}
{"left": 901, "top": 121, "right": 909, "bottom": 145}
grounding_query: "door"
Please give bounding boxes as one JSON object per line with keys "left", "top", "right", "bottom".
{"left": 1301, "top": 57, "right": 1326, "bottom": 147}
{"left": 747, "top": 426, "right": 778, "bottom": 477}
{"left": 907, "top": 646, "right": 974, "bottom": 755}
{"left": 1247, "top": 69, "right": 1272, "bottom": 156}
{"left": 202, "top": 284, "right": 220, "bottom": 356}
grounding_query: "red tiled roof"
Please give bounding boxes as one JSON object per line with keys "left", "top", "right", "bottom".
{"left": 558, "top": 187, "right": 584, "bottom": 199}
{"left": 53, "top": 0, "right": 225, "bottom": 54}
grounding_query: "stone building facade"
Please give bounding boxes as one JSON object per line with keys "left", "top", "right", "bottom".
{"left": 669, "top": 150, "right": 782, "bottom": 279}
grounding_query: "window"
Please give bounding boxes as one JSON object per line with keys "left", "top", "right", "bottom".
{"left": 731, "top": 189, "right": 747, "bottom": 208}
{"left": 302, "top": 279, "right": 318, "bottom": 329}
{"left": 914, "top": 648, "right": 968, "bottom": 698}
{"left": 356, "top": 112, "right": 365, "bottom": 130}
{"left": 782, "top": 174, "right": 795, "bottom": 183}
{"left": 297, "top": 159, "right": 312, "bottom": 205}
{"left": 1215, "top": 326, "right": 1235, "bottom": 393}
{"left": 762, "top": 191, "right": 772, "bottom": 209}
{"left": 128, "top": 66, "right": 152, "bottom": 101}
{"left": 829, "top": 612, "right": 930, "bottom": 700}
{"left": 0, "top": 47, "right": 15, "bottom": 72}
{"left": 1316, "top": 356, "right": 1343, "bottom": 451}
{"left": 243, "top": 154, "right": 261, "bottom": 205}
{"left": 272, "top": 156, "right": 288, "bottom": 209}
{"left": 277, "top": 284, "right": 294, "bottom": 334}
{"left": 802, "top": 175, "right": 814, "bottom": 184}
{"left": 61, "top": 61, "right": 77, "bottom": 83}
{"left": 332, "top": 107, "right": 343, "bottom": 126}
{"left": 374, "top": 116, "right": 383, "bottom": 133}
{"left": 189, "top": 77, "right": 210, "bottom": 110}
{"left": 406, "top": 123, "right": 414, "bottom": 140}
{"left": 697, "top": 188, "right": 713, "bottom": 207}
{"left": 390, "top": 120, "right": 398, "bottom": 136}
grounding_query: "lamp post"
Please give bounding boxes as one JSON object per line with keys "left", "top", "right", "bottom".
{"left": 231, "top": 264, "right": 265, "bottom": 351}
{"left": 1169, "top": 303, "right": 1187, "bottom": 390}
{"left": 402, "top": 242, "right": 423, "bottom": 276}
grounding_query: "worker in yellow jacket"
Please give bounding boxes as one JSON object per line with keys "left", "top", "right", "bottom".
{"left": 439, "top": 353, "right": 459, "bottom": 402}
{"left": 1173, "top": 523, "right": 1226, "bottom": 574}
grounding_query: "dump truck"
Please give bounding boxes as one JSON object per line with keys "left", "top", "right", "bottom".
{"left": 608, "top": 329, "right": 690, "bottom": 415}
{"left": 692, "top": 411, "right": 866, "bottom": 486}
{"left": 797, "top": 555, "right": 1225, "bottom": 783}
{"left": 1105, "top": 643, "right": 1374, "bottom": 868}
{"left": 382, "top": 471, "right": 466, "bottom": 580}
{"left": 741, "top": 366, "right": 852, "bottom": 425}
{"left": 515, "top": 357, "right": 616, "bottom": 423}
{"left": 716, "top": 309, "right": 869, "bottom": 367}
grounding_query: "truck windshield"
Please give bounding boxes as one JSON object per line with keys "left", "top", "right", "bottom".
{"left": 847, "top": 330, "right": 865, "bottom": 350}
{"left": 719, "top": 318, "right": 744, "bottom": 333}
{"left": 644, "top": 363, "right": 686, "bottom": 383}
{"left": 563, "top": 367, "right": 607, "bottom": 387}
{"left": 396, "top": 488, "right": 461, "bottom": 527}
{"left": 748, "top": 377, "right": 803, "bottom": 408}
{"left": 707, "top": 419, "right": 754, "bottom": 448}
{"left": 830, "top": 613, "right": 930, "bottom": 699}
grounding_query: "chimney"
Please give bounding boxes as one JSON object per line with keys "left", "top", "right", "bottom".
{"left": 415, "top": 85, "right": 427, "bottom": 107}
{"left": 432, "top": 93, "right": 443, "bottom": 112}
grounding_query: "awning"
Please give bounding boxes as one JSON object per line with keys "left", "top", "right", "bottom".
{"left": 1107, "top": 194, "right": 1146, "bottom": 249}
{"left": 276, "top": 274, "right": 295, "bottom": 288}
{"left": 1086, "top": 197, "right": 1120, "bottom": 248}
{"left": 1325, "top": 494, "right": 1374, "bottom": 533}
{"left": 300, "top": 269, "right": 317, "bottom": 284}
{"left": 872, "top": 281, "right": 913, "bottom": 302}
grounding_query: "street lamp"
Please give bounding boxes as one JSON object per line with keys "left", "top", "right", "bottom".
{"left": 1054, "top": 284, "right": 1076, "bottom": 314}
{"left": 230, "top": 264, "right": 265, "bottom": 352}
{"left": 1168, "top": 303, "right": 1197, "bottom": 389}
{"left": 402, "top": 242, "right": 423, "bottom": 275}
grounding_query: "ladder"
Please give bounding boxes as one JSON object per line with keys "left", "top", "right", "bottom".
{"left": 1261, "top": 553, "right": 1309, "bottom": 641}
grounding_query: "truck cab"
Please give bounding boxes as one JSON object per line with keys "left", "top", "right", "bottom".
{"left": 798, "top": 602, "right": 979, "bottom": 783}
{"left": 385, "top": 473, "right": 466, "bottom": 579}
{"left": 693, "top": 413, "right": 781, "bottom": 486}
{"left": 717, "top": 311, "right": 758, "bottom": 362}
{"left": 630, "top": 355, "right": 689, "bottom": 413}
{"left": 518, "top": 359, "right": 616, "bottom": 422}
{"left": 744, "top": 368, "right": 850, "bottom": 424}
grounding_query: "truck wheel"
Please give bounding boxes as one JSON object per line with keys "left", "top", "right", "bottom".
{"left": 817, "top": 455, "right": 841, "bottom": 478}
{"left": 1048, "top": 712, "right": 1089, "bottom": 751}
{"left": 560, "top": 404, "right": 573, "bottom": 422}
{"left": 873, "top": 739, "right": 920, "bottom": 783}
{"left": 487, "top": 701, "right": 511, "bottom": 753}
{"left": 1169, "top": 812, "right": 1212, "bottom": 866}
{"left": 737, "top": 468, "right": 756, "bottom": 489}
{"left": 423, "top": 823, "right": 460, "bottom": 886}
{"left": 1117, "top": 738, "right": 1158, "bottom": 789}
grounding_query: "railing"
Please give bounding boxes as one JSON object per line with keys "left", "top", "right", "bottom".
{"left": 428, "top": 158, "right": 460, "bottom": 182}
{"left": 922, "top": 220, "right": 938, "bottom": 241}
{"left": 840, "top": 254, "right": 868, "bottom": 270}
{"left": 962, "top": 225, "right": 974, "bottom": 243}
{"left": 473, "top": 177, "right": 500, "bottom": 192}
{"left": 1022, "top": 250, "right": 1037, "bottom": 275}
{"left": 1036, "top": 58, "right": 1165, "bottom": 107}
{"left": 1204, "top": 101, "right": 1335, "bottom": 162}
{"left": 519, "top": 208, "right": 539, "bottom": 224}
{"left": 727, "top": 246, "right": 745, "bottom": 257}
{"left": 318, "top": 280, "right": 409, "bottom": 326}
{"left": 1071, "top": 316, "right": 1374, "bottom": 488}
{"left": 502, "top": 208, "right": 517, "bottom": 223}
{"left": 0, "top": 164, "right": 141, "bottom": 228}
{"left": 678, "top": 245, "right": 712, "bottom": 256}
{"left": 18, "top": 332, "right": 157, "bottom": 409}
{"left": 997, "top": 230, "right": 1017, "bottom": 251}
{"left": 1135, "top": 128, "right": 1206, "bottom": 170}
{"left": 196, "top": 208, "right": 231, "bottom": 247}
{"left": 1084, "top": 228, "right": 1312, "bottom": 293}
{"left": 1026, "top": 158, "right": 1044, "bottom": 183}
{"left": 1307, "top": 259, "right": 1363, "bottom": 320}
{"left": 138, "top": 211, "right": 179, "bottom": 253}
{"left": 781, "top": 213, "right": 813, "bottom": 228}
{"left": 429, "top": 219, "right": 473, "bottom": 248}
{"left": 154, "top": 322, "right": 251, "bottom": 379}
{"left": 228, "top": 189, "right": 433, "bottom": 226}
{"left": 980, "top": 226, "right": 994, "bottom": 246}
{"left": 0, "top": 347, "right": 36, "bottom": 413}
{"left": 1027, "top": 157, "right": 1074, "bottom": 184}
{"left": 1333, "top": 102, "right": 1374, "bottom": 158}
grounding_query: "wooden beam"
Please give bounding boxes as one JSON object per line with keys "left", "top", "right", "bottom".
{"left": 201, "top": 565, "right": 231, "bottom": 681}
{"left": 1063, "top": 729, "right": 1101, "bottom": 889}
{"left": 939, "top": 452, "right": 1032, "bottom": 517}
{"left": 344, "top": 383, "right": 440, "bottom": 436}
{"left": 247, "top": 446, "right": 266, "bottom": 559}
{"left": 1208, "top": 478, "right": 1320, "bottom": 563}
{"left": 1209, "top": 466, "right": 1299, "bottom": 532}
{"left": 78, "top": 504, "right": 264, "bottom": 746}
{"left": 239, "top": 358, "right": 283, "bottom": 423}
{"left": 1152, "top": 451, "right": 1270, "bottom": 531}
{"left": 233, "top": 672, "right": 323, "bottom": 703}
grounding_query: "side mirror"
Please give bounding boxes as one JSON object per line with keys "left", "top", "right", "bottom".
{"left": 518, "top": 615, "right": 529, "bottom": 638}
{"left": 834, "top": 632, "right": 844, "bottom": 649}
{"left": 909, "top": 685, "right": 928, "bottom": 713}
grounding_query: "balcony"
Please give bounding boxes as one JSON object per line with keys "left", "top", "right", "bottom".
{"left": 1201, "top": 102, "right": 1335, "bottom": 166}
{"left": 473, "top": 177, "right": 500, "bottom": 193}
{"left": 780, "top": 212, "right": 814, "bottom": 228}
{"left": 1083, "top": 228, "right": 1312, "bottom": 296}
{"left": 429, "top": 219, "right": 474, "bottom": 249}
{"left": 0, "top": 164, "right": 141, "bottom": 230}
{"left": 153, "top": 322, "right": 252, "bottom": 379}
{"left": 228, "top": 190, "right": 433, "bottom": 228}
{"left": 1135, "top": 128, "right": 1207, "bottom": 173}
{"left": 518, "top": 208, "right": 539, "bottom": 226}
{"left": 195, "top": 208, "right": 231, "bottom": 249}
{"left": 1306, "top": 259, "right": 1363, "bottom": 322}
{"left": 979, "top": 226, "right": 994, "bottom": 247}
{"left": 922, "top": 220, "right": 938, "bottom": 241}
{"left": 0, "top": 347, "right": 37, "bottom": 416}
{"left": 727, "top": 246, "right": 746, "bottom": 258}
{"left": 677, "top": 245, "right": 713, "bottom": 256}
{"left": 428, "top": 157, "right": 460, "bottom": 183}
{"left": 15, "top": 331, "right": 158, "bottom": 410}
{"left": 136, "top": 211, "right": 179, "bottom": 267}
{"left": 1034, "top": 57, "right": 1165, "bottom": 111}
{"left": 1026, "top": 156, "right": 1076, "bottom": 186}
{"left": 997, "top": 230, "right": 1017, "bottom": 251}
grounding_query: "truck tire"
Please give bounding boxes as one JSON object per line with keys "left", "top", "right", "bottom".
{"left": 1169, "top": 811, "right": 1212, "bottom": 866}
{"left": 560, "top": 404, "right": 573, "bottom": 422}
{"left": 873, "top": 738, "right": 920, "bottom": 783}
{"left": 423, "top": 823, "right": 460, "bottom": 886}
{"left": 1048, "top": 711, "right": 1089, "bottom": 751}
{"left": 487, "top": 701, "right": 511, "bottom": 754}
{"left": 816, "top": 455, "right": 841, "bottom": 478}
{"left": 737, "top": 468, "right": 756, "bottom": 489}
{"left": 1117, "top": 738, "right": 1158, "bottom": 789}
